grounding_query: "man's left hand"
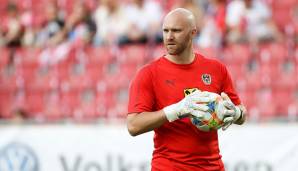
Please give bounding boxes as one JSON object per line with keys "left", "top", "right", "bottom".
{"left": 220, "top": 92, "right": 242, "bottom": 131}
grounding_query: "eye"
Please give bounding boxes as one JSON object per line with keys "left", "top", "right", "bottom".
{"left": 163, "top": 29, "right": 169, "bottom": 33}
{"left": 173, "top": 29, "right": 182, "bottom": 32}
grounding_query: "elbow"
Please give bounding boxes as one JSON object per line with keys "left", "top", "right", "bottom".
{"left": 127, "top": 113, "right": 142, "bottom": 136}
{"left": 127, "top": 123, "right": 141, "bottom": 137}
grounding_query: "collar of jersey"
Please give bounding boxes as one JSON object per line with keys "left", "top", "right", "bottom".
{"left": 161, "top": 53, "right": 199, "bottom": 69}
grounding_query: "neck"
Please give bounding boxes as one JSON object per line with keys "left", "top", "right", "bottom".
{"left": 166, "top": 46, "right": 195, "bottom": 64}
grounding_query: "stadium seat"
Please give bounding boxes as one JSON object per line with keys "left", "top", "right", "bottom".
{"left": 274, "top": 89, "right": 295, "bottom": 116}
{"left": 94, "top": 90, "right": 109, "bottom": 118}
{"left": 113, "top": 87, "right": 129, "bottom": 118}
{"left": 271, "top": 0, "right": 297, "bottom": 31}
{"left": 257, "top": 43, "right": 287, "bottom": 65}
{"left": 0, "top": 48, "right": 9, "bottom": 68}
{"left": 19, "top": 59, "right": 39, "bottom": 86}
{"left": 56, "top": 61, "right": 71, "bottom": 82}
{"left": 272, "top": 59, "right": 297, "bottom": 89}
{"left": 86, "top": 46, "right": 114, "bottom": 66}
{"left": 85, "top": 64, "right": 104, "bottom": 83}
{"left": 0, "top": 86, "right": 15, "bottom": 119}
{"left": 249, "top": 64, "right": 278, "bottom": 88}
{"left": 43, "top": 90, "right": 64, "bottom": 121}
{"left": 0, "top": 65, "right": 24, "bottom": 90}
{"left": 30, "top": 75, "right": 59, "bottom": 94}
{"left": 223, "top": 44, "right": 251, "bottom": 65}
{"left": 60, "top": 87, "right": 80, "bottom": 118}
{"left": 226, "top": 64, "right": 246, "bottom": 80}
{"left": 245, "top": 67, "right": 262, "bottom": 90}
{"left": 119, "top": 45, "right": 147, "bottom": 66}
{"left": 288, "top": 96, "right": 298, "bottom": 120}
{"left": 72, "top": 87, "right": 102, "bottom": 121}
{"left": 73, "top": 103, "right": 98, "bottom": 122}
{"left": 237, "top": 89, "right": 255, "bottom": 111}
{"left": 151, "top": 44, "right": 166, "bottom": 60}
{"left": 196, "top": 46, "right": 218, "bottom": 59}
{"left": 24, "top": 89, "right": 46, "bottom": 119}
{"left": 253, "top": 88, "right": 277, "bottom": 121}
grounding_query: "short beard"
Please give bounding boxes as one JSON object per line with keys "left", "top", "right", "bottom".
{"left": 167, "top": 40, "right": 190, "bottom": 55}
{"left": 166, "top": 32, "right": 192, "bottom": 55}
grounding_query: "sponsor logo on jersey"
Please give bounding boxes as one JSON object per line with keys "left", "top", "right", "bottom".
{"left": 165, "top": 79, "right": 175, "bottom": 86}
{"left": 184, "top": 88, "right": 199, "bottom": 96}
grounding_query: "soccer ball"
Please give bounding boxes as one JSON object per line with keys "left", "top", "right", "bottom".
{"left": 190, "top": 92, "right": 225, "bottom": 132}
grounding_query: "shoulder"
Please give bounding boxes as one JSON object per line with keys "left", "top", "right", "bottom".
{"left": 130, "top": 58, "right": 163, "bottom": 89}
{"left": 197, "top": 53, "right": 226, "bottom": 69}
{"left": 136, "top": 57, "right": 162, "bottom": 76}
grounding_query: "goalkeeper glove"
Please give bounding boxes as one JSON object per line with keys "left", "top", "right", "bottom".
{"left": 220, "top": 92, "right": 242, "bottom": 131}
{"left": 163, "top": 90, "right": 212, "bottom": 122}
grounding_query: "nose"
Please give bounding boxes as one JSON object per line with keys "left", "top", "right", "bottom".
{"left": 166, "top": 31, "right": 174, "bottom": 41}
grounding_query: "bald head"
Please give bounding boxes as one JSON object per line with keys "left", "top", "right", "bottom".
{"left": 162, "top": 8, "right": 197, "bottom": 56}
{"left": 163, "top": 8, "right": 196, "bottom": 30}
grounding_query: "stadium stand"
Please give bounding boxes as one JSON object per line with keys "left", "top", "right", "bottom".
{"left": 0, "top": 0, "right": 297, "bottom": 122}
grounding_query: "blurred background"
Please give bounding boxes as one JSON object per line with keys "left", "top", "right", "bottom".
{"left": 0, "top": 0, "right": 297, "bottom": 171}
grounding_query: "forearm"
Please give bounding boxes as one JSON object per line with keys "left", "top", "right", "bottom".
{"left": 127, "top": 110, "right": 168, "bottom": 136}
{"left": 234, "top": 105, "right": 247, "bottom": 125}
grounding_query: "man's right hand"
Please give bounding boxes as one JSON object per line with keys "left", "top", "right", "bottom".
{"left": 163, "top": 90, "right": 212, "bottom": 122}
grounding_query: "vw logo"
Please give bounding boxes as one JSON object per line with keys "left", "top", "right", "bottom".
{"left": 0, "top": 142, "right": 39, "bottom": 171}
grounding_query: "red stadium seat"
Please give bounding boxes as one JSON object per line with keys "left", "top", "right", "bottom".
{"left": 73, "top": 103, "right": 97, "bottom": 122}
{"left": 56, "top": 61, "right": 71, "bottom": 81}
{"left": 71, "top": 82, "right": 107, "bottom": 121}
{"left": 226, "top": 64, "right": 247, "bottom": 80}
{"left": 272, "top": 9, "right": 292, "bottom": 30}
{"left": 72, "top": 87, "right": 102, "bottom": 121}
{"left": 119, "top": 45, "right": 147, "bottom": 66}
{"left": 151, "top": 44, "right": 166, "bottom": 60}
{"left": 273, "top": 89, "right": 295, "bottom": 116}
{"left": 60, "top": 88, "right": 80, "bottom": 118}
{"left": 245, "top": 62, "right": 278, "bottom": 89}
{"left": 251, "top": 88, "right": 277, "bottom": 121}
{"left": 0, "top": 64, "right": 24, "bottom": 90}
{"left": 272, "top": 59, "right": 297, "bottom": 89}
{"left": 107, "top": 101, "right": 128, "bottom": 119}
{"left": 24, "top": 90, "right": 46, "bottom": 119}
{"left": 271, "top": 0, "right": 297, "bottom": 30}
{"left": 196, "top": 46, "right": 218, "bottom": 59}
{"left": 0, "top": 86, "right": 15, "bottom": 119}
{"left": 245, "top": 67, "right": 262, "bottom": 90}
{"left": 94, "top": 90, "right": 110, "bottom": 118}
{"left": 288, "top": 96, "right": 298, "bottom": 119}
{"left": 0, "top": 48, "right": 10, "bottom": 68}
{"left": 103, "top": 70, "right": 130, "bottom": 93}
{"left": 43, "top": 90, "right": 64, "bottom": 121}
{"left": 223, "top": 44, "right": 251, "bottom": 65}
{"left": 85, "top": 64, "right": 104, "bottom": 83}
{"left": 238, "top": 89, "right": 255, "bottom": 111}
{"left": 257, "top": 43, "right": 287, "bottom": 65}
{"left": 19, "top": 59, "right": 39, "bottom": 86}
{"left": 86, "top": 46, "right": 113, "bottom": 66}
{"left": 113, "top": 87, "right": 129, "bottom": 118}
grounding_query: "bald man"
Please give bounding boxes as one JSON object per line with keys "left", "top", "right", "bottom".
{"left": 127, "top": 8, "right": 246, "bottom": 171}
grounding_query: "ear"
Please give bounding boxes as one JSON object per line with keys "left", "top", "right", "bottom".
{"left": 191, "top": 28, "right": 197, "bottom": 37}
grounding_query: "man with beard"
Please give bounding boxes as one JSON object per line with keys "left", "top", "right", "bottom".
{"left": 127, "top": 8, "right": 246, "bottom": 171}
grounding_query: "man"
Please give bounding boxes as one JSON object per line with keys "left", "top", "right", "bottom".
{"left": 127, "top": 8, "right": 246, "bottom": 171}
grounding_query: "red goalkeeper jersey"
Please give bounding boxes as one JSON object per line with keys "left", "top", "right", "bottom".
{"left": 128, "top": 53, "right": 241, "bottom": 171}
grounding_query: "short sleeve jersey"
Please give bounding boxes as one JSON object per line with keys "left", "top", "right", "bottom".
{"left": 128, "top": 53, "right": 241, "bottom": 171}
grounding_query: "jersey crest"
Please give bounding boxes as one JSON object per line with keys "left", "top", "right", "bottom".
{"left": 201, "top": 74, "right": 211, "bottom": 85}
